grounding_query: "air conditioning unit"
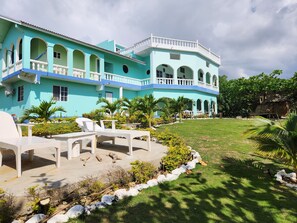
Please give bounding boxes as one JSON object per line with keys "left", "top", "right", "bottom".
{"left": 5, "top": 88, "right": 16, "bottom": 96}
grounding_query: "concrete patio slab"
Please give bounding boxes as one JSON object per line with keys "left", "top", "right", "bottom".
{"left": 0, "top": 138, "right": 167, "bottom": 197}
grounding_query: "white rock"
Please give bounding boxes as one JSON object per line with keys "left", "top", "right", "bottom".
{"left": 101, "top": 195, "right": 115, "bottom": 205}
{"left": 114, "top": 189, "right": 128, "bottom": 200}
{"left": 147, "top": 179, "right": 158, "bottom": 187}
{"left": 180, "top": 164, "right": 187, "bottom": 172}
{"left": 186, "top": 160, "right": 196, "bottom": 170}
{"left": 127, "top": 188, "right": 139, "bottom": 196}
{"left": 285, "top": 182, "right": 297, "bottom": 189}
{"left": 172, "top": 168, "right": 183, "bottom": 176}
{"left": 133, "top": 184, "right": 149, "bottom": 191}
{"left": 47, "top": 214, "right": 69, "bottom": 223}
{"left": 94, "top": 201, "right": 106, "bottom": 209}
{"left": 165, "top": 173, "right": 179, "bottom": 181}
{"left": 192, "top": 151, "right": 202, "bottom": 161}
{"left": 11, "top": 220, "right": 22, "bottom": 223}
{"left": 66, "top": 205, "right": 84, "bottom": 218}
{"left": 25, "top": 214, "right": 46, "bottom": 223}
{"left": 157, "top": 174, "right": 166, "bottom": 183}
{"left": 287, "top": 172, "right": 296, "bottom": 181}
{"left": 85, "top": 210, "right": 91, "bottom": 215}
{"left": 192, "top": 158, "right": 200, "bottom": 164}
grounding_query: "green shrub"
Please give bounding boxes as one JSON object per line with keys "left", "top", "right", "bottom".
{"left": 129, "top": 160, "right": 157, "bottom": 183}
{"left": 82, "top": 109, "right": 105, "bottom": 122}
{"left": 156, "top": 129, "right": 186, "bottom": 147}
{"left": 0, "top": 188, "right": 15, "bottom": 223}
{"left": 161, "top": 145, "right": 192, "bottom": 172}
{"left": 22, "top": 122, "right": 81, "bottom": 137}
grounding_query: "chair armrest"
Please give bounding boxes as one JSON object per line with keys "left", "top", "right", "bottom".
{"left": 100, "top": 120, "right": 117, "bottom": 130}
{"left": 17, "top": 124, "right": 34, "bottom": 138}
{"left": 82, "top": 120, "right": 97, "bottom": 132}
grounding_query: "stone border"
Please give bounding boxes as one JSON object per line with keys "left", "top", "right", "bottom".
{"left": 19, "top": 150, "right": 202, "bottom": 223}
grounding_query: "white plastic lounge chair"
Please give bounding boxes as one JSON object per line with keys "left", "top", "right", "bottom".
{"left": 0, "top": 111, "right": 61, "bottom": 177}
{"left": 76, "top": 117, "right": 151, "bottom": 156}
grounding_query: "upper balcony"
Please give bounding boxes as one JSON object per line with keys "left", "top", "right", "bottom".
{"left": 120, "top": 35, "right": 221, "bottom": 65}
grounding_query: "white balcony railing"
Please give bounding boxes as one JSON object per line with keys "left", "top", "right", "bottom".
{"left": 90, "top": 72, "right": 101, "bottom": 81}
{"left": 53, "top": 64, "right": 68, "bottom": 75}
{"left": 156, "top": 78, "right": 174, "bottom": 85}
{"left": 1, "top": 68, "right": 7, "bottom": 78}
{"left": 120, "top": 35, "right": 221, "bottom": 65}
{"left": 8, "top": 64, "right": 14, "bottom": 74}
{"left": 73, "top": 68, "right": 86, "bottom": 78}
{"left": 31, "top": 59, "right": 48, "bottom": 72}
{"left": 177, "top": 79, "right": 193, "bottom": 86}
{"left": 104, "top": 72, "right": 150, "bottom": 86}
{"left": 15, "top": 60, "right": 23, "bottom": 71}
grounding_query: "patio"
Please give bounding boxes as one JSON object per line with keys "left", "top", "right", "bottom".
{"left": 0, "top": 138, "right": 167, "bottom": 197}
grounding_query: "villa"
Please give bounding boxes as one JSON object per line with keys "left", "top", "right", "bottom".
{"left": 0, "top": 15, "right": 221, "bottom": 118}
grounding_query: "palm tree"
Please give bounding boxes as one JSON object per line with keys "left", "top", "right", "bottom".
{"left": 122, "top": 97, "right": 141, "bottom": 123}
{"left": 246, "top": 113, "right": 297, "bottom": 172}
{"left": 171, "top": 96, "right": 191, "bottom": 122}
{"left": 137, "top": 94, "right": 163, "bottom": 128}
{"left": 159, "top": 97, "right": 175, "bottom": 123}
{"left": 22, "top": 98, "right": 66, "bottom": 123}
{"left": 97, "top": 98, "right": 122, "bottom": 118}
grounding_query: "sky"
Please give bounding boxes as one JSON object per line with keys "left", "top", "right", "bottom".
{"left": 1, "top": 0, "right": 296, "bottom": 79}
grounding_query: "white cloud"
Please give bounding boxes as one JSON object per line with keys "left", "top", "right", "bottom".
{"left": 0, "top": 0, "right": 296, "bottom": 79}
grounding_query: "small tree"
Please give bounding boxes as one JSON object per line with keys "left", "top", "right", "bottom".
{"left": 21, "top": 98, "right": 66, "bottom": 123}
{"left": 137, "top": 94, "right": 163, "bottom": 128}
{"left": 97, "top": 98, "right": 122, "bottom": 118}
{"left": 246, "top": 113, "right": 297, "bottom": 172}
{"left": 171, "top": 96, "right": 191, "bottom": 122}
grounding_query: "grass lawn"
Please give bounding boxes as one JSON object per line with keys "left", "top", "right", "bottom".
{"left": 69, "top": 119, "right": 297, "bottom": 223}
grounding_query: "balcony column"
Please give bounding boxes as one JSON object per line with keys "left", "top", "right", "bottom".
{"left": 67, "top": 48, "right": 73, "bottom": 76}
{"left": 85, "top": 53, "right": 90, "bottom": 79}
{"left": 22, "top": 36, "right": 32, "bottom": 69}
{"left": 47, "top": 43, "right": 54, "bottom": 73}
{"left": 119, "top": 86, "right": 123, "bottom": 99}
{"left": 13, "top": 40, "right": 18, "bottom": 72}
{"left": 100, "top": 57, "right": 105, "bottom": 80}
{"left": 150, "top": 51, "right": 155, "bottom": 84}
{"left": 173, "top": 68, "right": 178, "bottom": 85}
{"left": 193, "top": 69, "right": 198, "bottom": 86}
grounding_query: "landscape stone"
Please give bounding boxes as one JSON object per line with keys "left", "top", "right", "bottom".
{"left": 66, "top": 205, "right": 84, "bottom": 218}
{"left": 47, "top": 214, "right": 69, "bottom": 223}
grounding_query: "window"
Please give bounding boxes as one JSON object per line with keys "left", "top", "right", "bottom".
{"left": 105, "top": 92, "right": 113, "bottom": 103}
{"left": 170, "top": 53, "right": 180, "bottom": 60}
{"left": 54, "top": 51, "right": 61, "bottom": 59}
{"left": 157, "top": 70, "right": 163, "bottom": 77}
{"left": 17, "top": 86, "right": 24, "bottom": 102}
{"left": 123, "top": 65, "right": 129, "bottom": 73}
{"left": 180, "top": 67, "right": 185, "bottom": 73}
{"left": 53, "top": 85, "right": 68, "bottom": 101}
{"left": 146, "top": 70, "right": 150, "bottom": 75}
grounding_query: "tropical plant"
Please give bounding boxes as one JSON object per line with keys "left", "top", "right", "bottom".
{"left": 21, "top": 98, "right": 66, "bottom": 123}
{"left": 97, "top": 98, "right": 122, "bottom": 118}
{"left": 122, "top": 97, "right": 141, "bottom": 123}
{"left": 246, "top": 113, "right": 297, "bottom": 172}
{"left": 136, "top": 94, "right": 163, "bottom": 128}
{"left": 159, "top": 97, "right": 175, "bottom": 123}
{"left": 170, "top": 96, "right": 191, "bottom": 122}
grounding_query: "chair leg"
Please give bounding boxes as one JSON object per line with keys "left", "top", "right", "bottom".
{"left": 16, "top": 151, "right": 22, "bottom": 177}
{"left": 91, "top": 136, "right": 96, "bottom": 154}
{"left": 127, "top": 136, "right": 133, "bottom": 156}
{"left": 29, "top": 150, "right": 34, "bottom": 161}
{"left": 55, "top": 147, "right": 61, "bottom": 168}
{"left": 0, "top": 150, "right": 2, "bottom": 166}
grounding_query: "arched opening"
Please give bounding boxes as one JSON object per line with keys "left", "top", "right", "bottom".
{"left": 212, "top": 75, "right": 218, "bottom": 87}
{"left": 206, "top": 72, "right": 211, "bottom": 85}
{"left": 204, "top": 100, "right": 209, "bottom": 114}
{"left": 197, "top": 99, "right": 202, "bottom": 112}
{"left": 30, "top": 38, "right": 48, "bottom": 71}
{"left": 2, "top": 49, "right": 8, "bottom": 76}
{"left": 156, "top": 64, "right": 174, "bottom": 84}
{"left": 177, "top": 66, "right": 193, "bottom": 85}
{"left": 53, "top": 44, "right": 68, "bottom": 75}
{"left": 198, "top": 69, "right": 204, "bottom": 83}
{"left": 10, "top": 44, "right": 15, "bottom": 65}
{"left": 17, "top": 38, "right": 23, "bottom": 61}
{"left": 73, "top": 50, "right": 85, "bottom": 78}
{"left": 183, "top": 98, "right": 193, "bottom": 119}
{"left": 211, "top": 101, "right": 216, "bottom": 114}
{"left": 90, "top": 54, "right": 100, "bottom": 80}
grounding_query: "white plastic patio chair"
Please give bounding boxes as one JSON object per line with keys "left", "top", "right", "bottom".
{"left": 0, "top": 111, "right": 61, "bottom": 177}
{"left": 76, "top": 117, "right": 151, "bottom": 156}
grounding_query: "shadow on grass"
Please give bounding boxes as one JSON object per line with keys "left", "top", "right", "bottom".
{"left": 73, "top": 156, "right": 297, "bottom": 223}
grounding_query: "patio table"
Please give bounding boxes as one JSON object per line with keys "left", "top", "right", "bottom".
{"left": 52, "top": 132, "right": 96, "bottom": 160}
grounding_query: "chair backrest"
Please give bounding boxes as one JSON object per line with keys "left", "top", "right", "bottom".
{"left": 75, "top": 117, "right": 104, "bottom": 132}
{"left": 0, "top": 111, "right": 20, "bottom": 138}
